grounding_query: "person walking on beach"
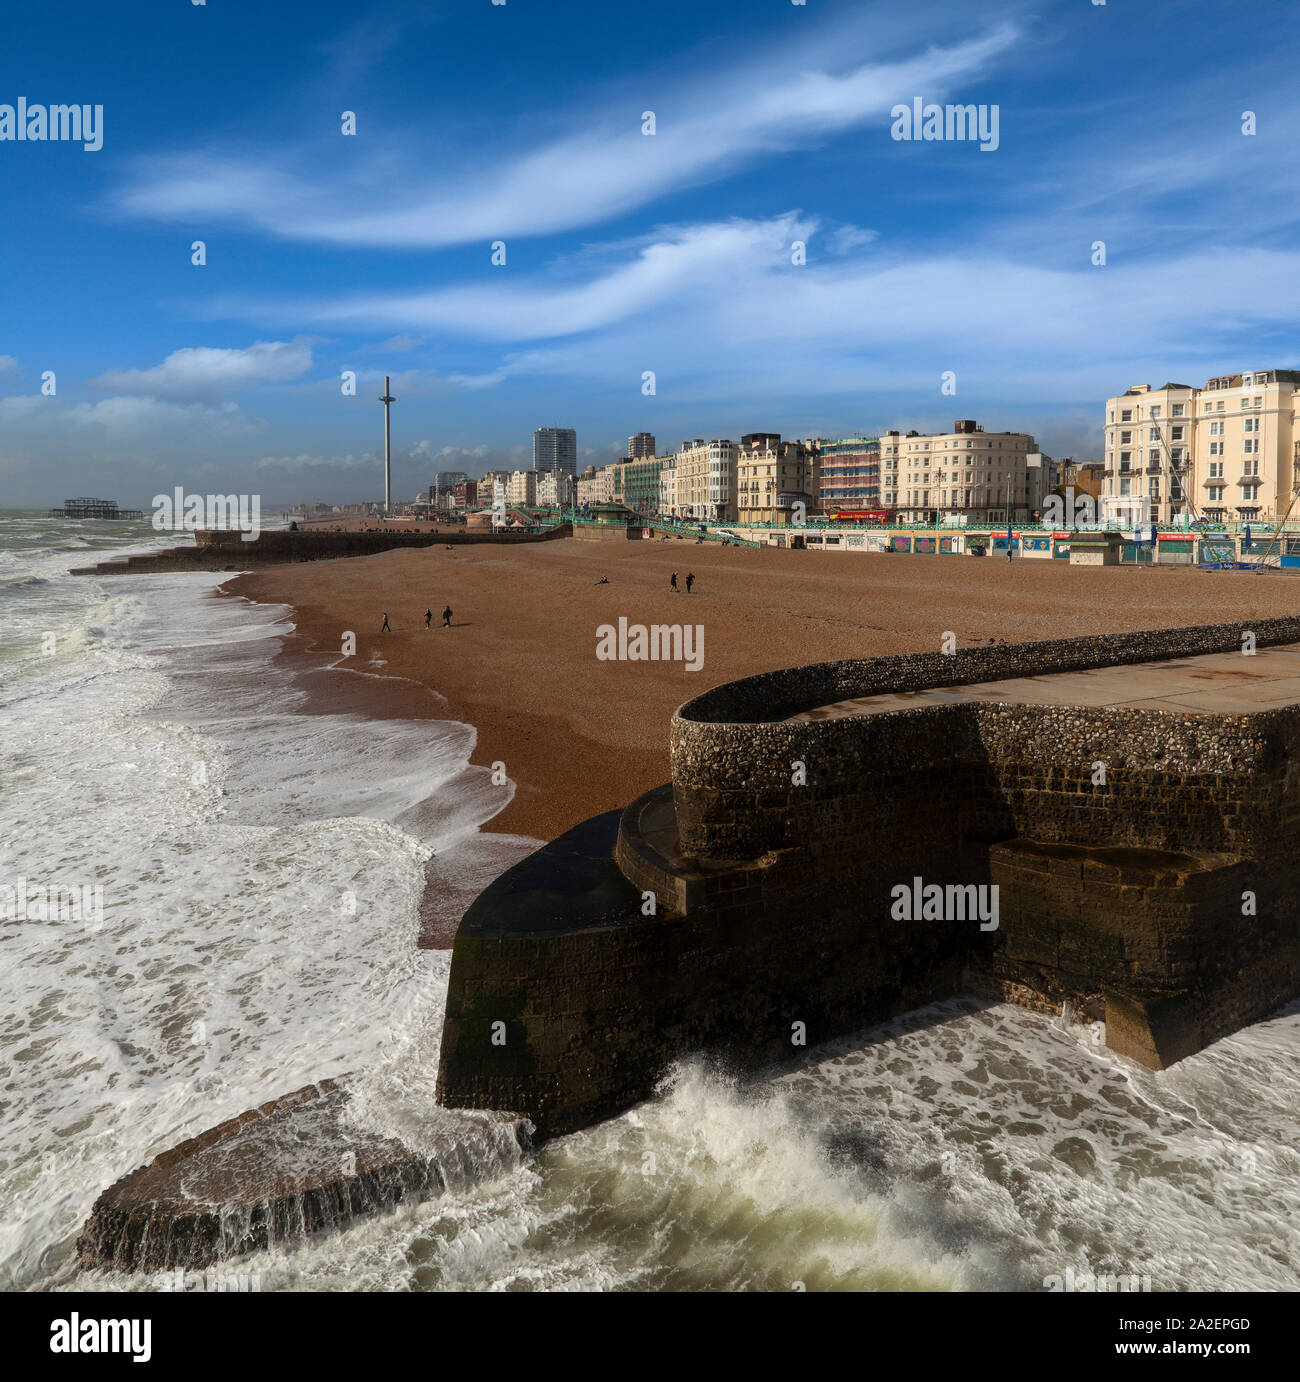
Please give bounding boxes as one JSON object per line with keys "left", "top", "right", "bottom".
{"left": 670, "top": 572, "right": 678, "bottom": 592}
{"left": 685, "top": 573, "right": 695, "bottom": 594}
{"left": 425, "top": 609, "right": 433, "bottom": 628}
{"left": 442, "top": 606, "right": 452, "bottom": 628}
{"left": 380, "top": 613, "right": 391, "bottom": 632}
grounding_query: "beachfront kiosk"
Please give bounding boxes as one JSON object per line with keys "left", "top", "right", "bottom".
{"left": 1068, "top": 530, "right": 1126, "bottom": 566}
{"left": 575, "top": 502, "right": 639, "bottom": 541}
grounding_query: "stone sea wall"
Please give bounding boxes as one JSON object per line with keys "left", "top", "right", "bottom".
{"left": 437, "top": 618, "right": 1300, "bottom": 1136}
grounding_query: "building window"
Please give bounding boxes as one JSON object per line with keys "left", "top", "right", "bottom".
{"left": 1171, "top": 427, "right": 1184, "bottom": 441}
{"left": 1172, "top": 403, "right": 1185, "bottom": 417}
{"left": 1121, "top": 409, "right": 1132, "bottom": 422}
{"left": 1210, "top": 442, "right": 1224, "bottom": 456}
{"left": 1244, "top": 417, "right": 1260, "bottom": 433}
{"left": 1150, "top": 406, "right": 1161, "bottom": 418}
{"left": 1244, "top": 439, "right": 1259, "bottom": 454}
{"left": 1208, "top": 485, "right": 1225, "bottom": 502}
{"left": 1209, "top": 461, "right": 1223, "bottom": 478}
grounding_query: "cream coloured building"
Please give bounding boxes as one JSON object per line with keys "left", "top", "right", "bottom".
{"left": 1102, "top": 371, "right": 1300, "bottom": 526}
{"left": 735, "top": 433, "right": 819, "bottom": 523}
{"left": 880, "top": 421, "right": 1035, "bottom": 524}
{"left": 578, "top": 464, "right": 616, "bottom": 507}
{"left": 506, "top": 469, "right": 538, "bottom": 508}
{"left": 535, "top": 468, "right": 575, "bottom": 508}
{"left": 663, "top": 438, "right": 738, "bottom": 522}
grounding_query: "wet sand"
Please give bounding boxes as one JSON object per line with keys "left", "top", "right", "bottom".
{"left": 225, "top": 539, "right": 1299, "bottom": 847}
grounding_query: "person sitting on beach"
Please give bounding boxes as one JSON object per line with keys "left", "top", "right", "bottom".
{"left": 381, "top": 613, "right": 391, "bottom": 632}
{"left": 442, "top": 606, "right": 452, "bottom": 628}
{"left": 595, "top": 576, "right": 610, "bottom": 585}
{"left": 425, "top": 609, "right": 433, "bottom": 628}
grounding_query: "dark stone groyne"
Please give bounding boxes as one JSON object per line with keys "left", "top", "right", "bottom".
{"left": 437, "top": 616, "right": 1300, "bottom": 1136}
{"left": 68, "top": 524, "right": 571, "bottom": 575}
{"left": 76, "top": 1078, "right": 531, "bottom": 1274}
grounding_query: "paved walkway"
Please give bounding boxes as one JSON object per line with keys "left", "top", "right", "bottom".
{"left": 790, "top": 643, "right": 1300, "bottom": 721}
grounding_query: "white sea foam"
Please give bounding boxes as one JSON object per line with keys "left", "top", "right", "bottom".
{"left": 0, "top": 518, "right": 535, "bottom": 1289}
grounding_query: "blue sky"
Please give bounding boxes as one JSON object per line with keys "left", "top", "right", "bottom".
{"left": 2, "top": 0, "right": 1298, "bottom": 506}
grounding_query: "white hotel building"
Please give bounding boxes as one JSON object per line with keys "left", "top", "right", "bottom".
{"left": 1101, "top": 370, "right": 1300, "bottom": 527}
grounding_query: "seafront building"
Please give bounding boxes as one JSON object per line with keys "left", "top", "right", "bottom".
{"left": 507, "top": 469, "right": 539, "bottom": 507}
{"left": 578, "top": 464, "right": 616, "bottom": 506}
{"left": 1025, "top": 453, "right": 1058, "bottom": 517}
{"left": 881, "top": 420, "right": 1036, "bottom": 525}
{"left": 1101, "top": 371, "right": 1300, "bottom": 527}
{"left": 533, "top": 427, "right": 578, "bottom": 477}
{"left": 627, "top": 432, "right": 656, "bottom": 459}
{"left": 818, "top": 438, "right": 882, "bottom": 512}
{"left": 612, "top": 454, "right": 663, "bottom": 514}
{"left": 663, "top": 439, "right": 739, "bottom": 522}
{"left": 535, "top": 468, "right": 575, "bottom": 508}
{"left": 735, "top": 433, "right": 820, "bottom": 523}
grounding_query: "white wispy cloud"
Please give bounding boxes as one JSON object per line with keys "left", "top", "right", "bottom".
{"left": 112, "top": 22, "right": 1021, "bottom": 248}
{"left": 410, "top": 441, "right": 490, "bottom": 460}
{"left": 90, "top": 338, "right": 317, "bottom": 402}
{"left": 228, "top": 216, "right": 811, "bottom": 340}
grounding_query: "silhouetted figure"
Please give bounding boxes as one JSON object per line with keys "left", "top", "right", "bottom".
{"left": 595, "top": 576, "right": 609, "bottom": 585}
{"left": 670, "top": 572, "right": 678, "bottom": 592}
{"left": 425, "top": 609, "right": 433, "bottom": 628}
{"left": 685, "top": 573, "right": 695, "bottom": 593}
{"left": 380, "top": 613, "right": 391, "bottom": 632}
{"left": 442, "top": 606, "right": 452, "bottom": 628}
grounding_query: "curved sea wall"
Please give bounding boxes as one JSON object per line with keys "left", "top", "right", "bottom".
{"left": 438, "top": 617, "right": 1300, "bottom": 1136}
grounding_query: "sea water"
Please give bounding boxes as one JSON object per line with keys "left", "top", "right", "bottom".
{"left": 2, "top": 510, "right": 1298, "bottom": 1293}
